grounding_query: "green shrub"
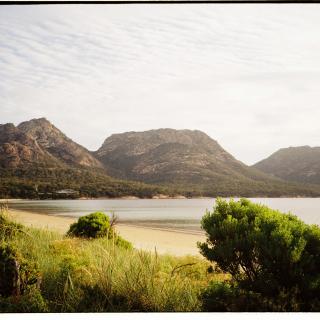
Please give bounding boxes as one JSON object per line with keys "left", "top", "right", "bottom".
{"left": 0, "top": 243, "right": 20, "bottom": 297}
{"left": 115, "top": 235, "right": 133, "bottom": 250}
{"left": 0, "top": 242, "right": 48, "bottom": 312}
{"left": 198, "top": 198, "right": 320, "bottom": 311}
{"left": 0, "top": 243, "right": 40, "bottom": 298}
{"left": 201, "top": 281, "right": 235, "bottom": 311}
{"left": 67, "top": 212, "right": 112, "bottom": 239}
{"left": 0, "top": 287, "right": 49, "bottom": 312}
{"left": 66, "top": 212, "right": 133, "bottom": 250}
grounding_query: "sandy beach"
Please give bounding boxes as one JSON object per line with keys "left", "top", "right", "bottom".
{"left": 8, "top": 209, "right": 205, "bottom": 256}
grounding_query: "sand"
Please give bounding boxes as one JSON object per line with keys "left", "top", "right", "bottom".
{"left": 8, "top": 209, "right": 205, "bottom": 256}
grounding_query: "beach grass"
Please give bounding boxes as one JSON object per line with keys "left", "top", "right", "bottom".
{"left": 0, "top": 206, "right": 226, "bottom": 312}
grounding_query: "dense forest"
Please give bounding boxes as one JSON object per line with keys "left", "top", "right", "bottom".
{"left": 0, "top": 167, "right": 172, "bottom": 199}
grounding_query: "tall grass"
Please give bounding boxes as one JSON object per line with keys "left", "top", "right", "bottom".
{"left": 0, "top": 210, "right": 225, "bottom": 312}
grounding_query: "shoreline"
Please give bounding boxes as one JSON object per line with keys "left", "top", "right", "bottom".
{"left": 7, "top": 209, "right": 205, "bottom": 256}
{"left": 0, "top": 197, "right": 212, "bottom": 201}
{"left": 2, "top": 196, "right": 320, "bottom": 202}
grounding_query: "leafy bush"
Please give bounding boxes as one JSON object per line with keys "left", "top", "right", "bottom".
{"left": 200, "top": 281, "right": 304, "bottom": 312}
{"left": 198, "top": 198, "right": 320, "bottom": 311}
{"left": 67, "top": 212, "right": 133, "bottom": 251}
{"left": 201, "top": 281, "right": 236, "bottom": 311}
{"left": 67, "top": 212, "right": 112, "bottom": 239}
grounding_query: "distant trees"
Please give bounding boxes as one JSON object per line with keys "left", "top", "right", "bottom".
{"left": 198, "top": 198, "right": 320, "bottom": 311}
{"left": 0, "top": 167, "right": 173, "bottom": 199}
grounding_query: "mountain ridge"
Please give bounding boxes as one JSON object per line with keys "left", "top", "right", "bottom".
{"left": 252, "top": 146, "right": 320, "bottom": 185}
{"left": 1, "top": 118, "right": 320, "bottom": 198}
{"left": 0, "top": 119, "right": 169, "bottom": 199}
{"left": 95, "top": 128, "right": 320, "bottom": 197}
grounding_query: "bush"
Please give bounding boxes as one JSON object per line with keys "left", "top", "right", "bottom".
{"left": 0, "top": 242, "right": 48, "bottom": 312}
{"left": 67, "top": 212, "right": 133, "bottom": 250}
{"left": 198, "top": 198, "right": 320, "bottom": 311}
{"left": 0, "top": 287, "right": 49, "bottom": 312}
{"left": 67, "top": 212, "right": 112, "bottom": 239}
{"left": 201, "top": 281, "right": 236, "bottom": 311}
{"left": 0, "top": 243, "right": 40, "bottom": 297}
{"left": 115, "top": 235, "right": 133, "bottom": 250}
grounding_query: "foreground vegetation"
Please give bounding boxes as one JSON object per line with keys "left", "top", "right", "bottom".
{"left": 198, "top": 198, "right": 320, "bottom": 311}
{"left": 0, "top": 208, "right": 222, "bottom": 312}
{"left": 0, "top": 199, "right": 319, "bottom": 312}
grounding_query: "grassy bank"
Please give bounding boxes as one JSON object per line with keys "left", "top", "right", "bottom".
{"left": 0, "top": 209, "right": 225, "bottom": 312}
{"left": 3, "top": 198, "right": 319, "bottom": 312}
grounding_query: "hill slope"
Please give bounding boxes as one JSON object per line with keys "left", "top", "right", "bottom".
{"left": 95, "top": 129, "right": 320, "bottom": 197}
{"left": 0, "top": 123, "right": 60, "bottom": 169}
{"left": 18, "top": 118, "right": 103, "bottom": 169}
{"left": 2, "top": 120, "right": 320, "bottom": 198}
{"left": 252, "top": 146, "right": 320, "bottom": 184}
{"left": 0, "top": 119, "right": 168, "bottom": 199}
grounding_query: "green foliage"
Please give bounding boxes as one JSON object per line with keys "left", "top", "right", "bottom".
{"left": 0, "top": 216, "right": 23, "bottom": 241}
{"left": 67, "top": 212, "right": 112, "bottom": 239}
{"left": 0, "top": 243, "right": 20, "bottom": 297}
{"left": 0, "top": 217, "right": 219, "bottom": 312}
{"left": 198, "top": 198, "right": 320, "bottom": 311}
{"left": 0, "top": 167, "right": 173, "bottom": 199}
{"left": 67, "top": 212, "right": 133, "bottom": 251}
{"left": 200, "top": 280, "right": 307, "bottom": 312}
{"left": 0, "top": 205, "right": 23, "bottom": 241}
{"left": 0, "top": 287, "right": 49, "bottom": 313}
{"left": 201, "top": 281, "right": 233, "bottom": 311}
{"left": 114, "top": 235, "right": 133, "bottom": 250}
{"left": 0, "top": 243, "right": 40, "bottom": 298}
{"left": 2, "top": 164, "right": 320, "bottom": 199}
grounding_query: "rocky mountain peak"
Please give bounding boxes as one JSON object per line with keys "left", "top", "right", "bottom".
{"left": 17, "top": 118, "right": 103, "bottom": 168}
{"left": 95, "top": 128, "right": 251, "bottom": 184}
{"left": 97, "top": 128, "right": 223, "bottom": 158}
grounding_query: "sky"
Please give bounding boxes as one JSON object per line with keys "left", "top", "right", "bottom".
{"left": 1, "top": 4, "right": 320, "bottom": 165}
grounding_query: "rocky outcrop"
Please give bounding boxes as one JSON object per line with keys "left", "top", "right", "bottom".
{"left": 0, "top": 123, "right": 58, "bottom": 168}
{"left": 18, "top": 118, "right": 103, "bottom": 168}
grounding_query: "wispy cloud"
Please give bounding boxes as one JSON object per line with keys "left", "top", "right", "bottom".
{"left": 1, "top": 5, "right": 320, "bottom": 164}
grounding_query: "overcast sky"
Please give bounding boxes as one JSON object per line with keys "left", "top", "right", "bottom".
{"left": 1, "top": 4, "right": 320, "bottom": 165}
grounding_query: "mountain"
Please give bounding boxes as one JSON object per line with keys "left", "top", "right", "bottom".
{"left": 1, "top": 120, "right": 320, "bottom": 198}
{"left": 95, "top": 129, "right": 320, "bottom": 197}
{"left": 0, "top": 122, "right": 60, "bottom": 169}
{"left": 252, "top": 146, "right": 320, "bottom": 184}
{"left": 17, "top": 118, "right": 103, "bottom": 169}
{"left": 0, "top": 119, "right": 167, "bottom": 199}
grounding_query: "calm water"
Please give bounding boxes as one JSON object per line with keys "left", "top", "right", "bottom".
{"left": 8, "top": 198, "right": 320, "bottom": 233}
